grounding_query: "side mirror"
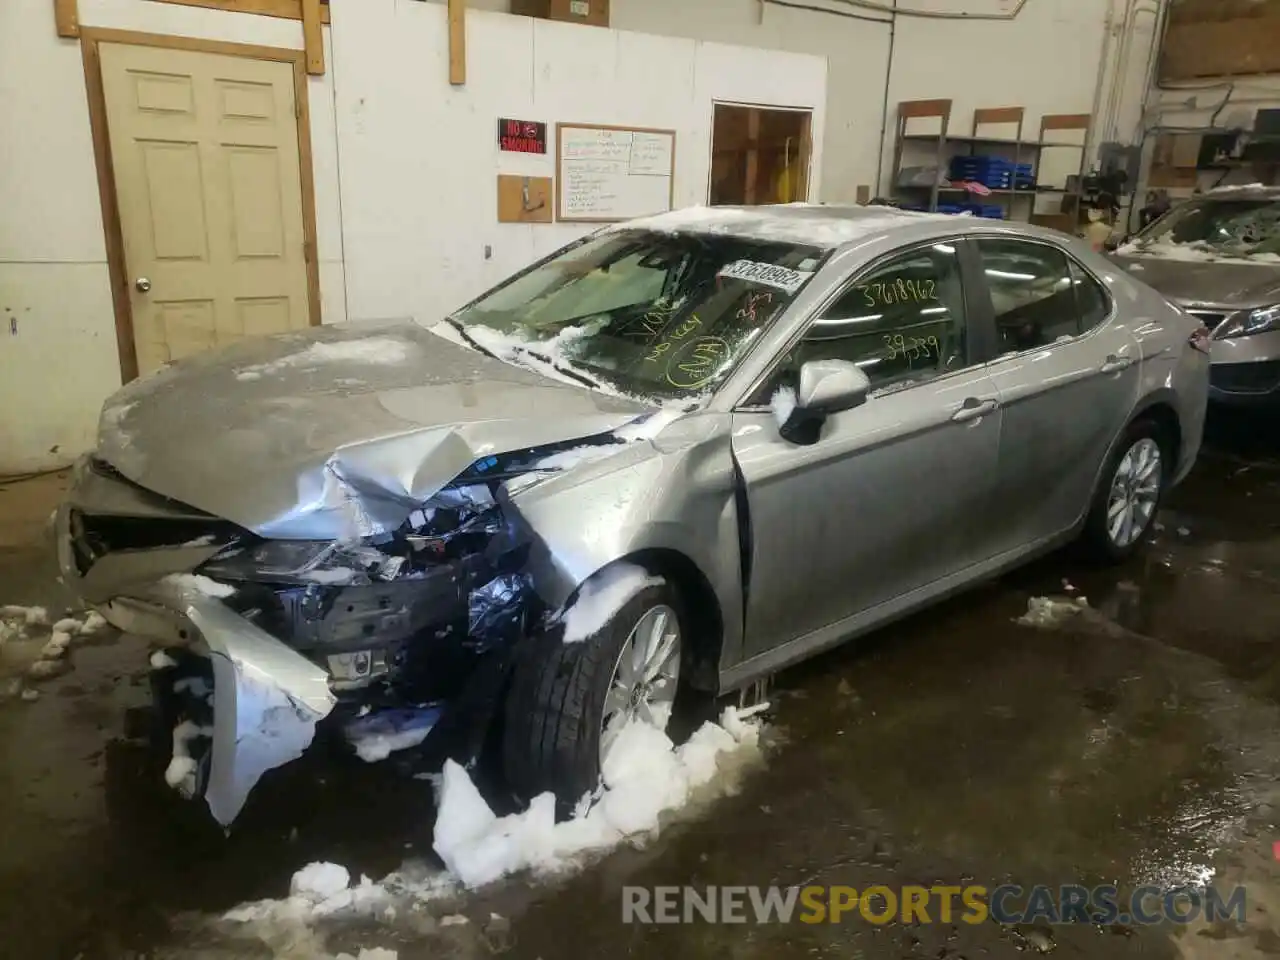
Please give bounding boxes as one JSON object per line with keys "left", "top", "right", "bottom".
{"left": 796, "top": 359, "right": 871, "bottom": 415}
{"left": 779, "top": 359, "right": 871, "bottom": 445}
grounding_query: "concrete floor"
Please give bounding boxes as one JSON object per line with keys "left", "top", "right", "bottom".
{"left": 2, "top": 407, "right": 1279, "bottom": 960}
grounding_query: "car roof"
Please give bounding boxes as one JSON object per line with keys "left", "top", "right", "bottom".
{"left": 615, "top": 203, "right": 1068, "bottom": 252}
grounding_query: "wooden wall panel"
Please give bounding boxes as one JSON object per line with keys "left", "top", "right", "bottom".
{"left": 1160, "top": 14, "right": 1280, "bottom": 79}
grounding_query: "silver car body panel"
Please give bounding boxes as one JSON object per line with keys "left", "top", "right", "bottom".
{"left": 59, "top": 205, "right": 1209, "bottom": 822}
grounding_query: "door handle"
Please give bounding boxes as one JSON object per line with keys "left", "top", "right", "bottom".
{"left": 135, "top": 277, "right": 151, "bottom": 293}
{"left": 952, "top": 397, "right": 998, "bottom": 422}
{"left": 1100, "top": 354, "right": 1133, "bottom": 374}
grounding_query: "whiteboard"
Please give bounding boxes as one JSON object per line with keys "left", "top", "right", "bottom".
{"left": 556, "top": 124, "right": 676, "bottom": 223}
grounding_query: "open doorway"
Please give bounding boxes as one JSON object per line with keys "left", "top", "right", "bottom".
{"left": 710, "top": 103, "right": 812, "bottom": 206}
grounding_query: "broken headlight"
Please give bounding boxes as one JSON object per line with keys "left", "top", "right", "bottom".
{"left": 200, "top": 539, "right": 404, "bottom": 586}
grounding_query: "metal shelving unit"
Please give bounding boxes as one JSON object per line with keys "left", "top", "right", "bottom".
{"left": 889, "top": 100, "right": 1092, "bottom": 223}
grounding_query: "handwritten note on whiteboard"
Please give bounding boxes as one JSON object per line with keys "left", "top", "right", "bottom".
{"left": 557, "top": 124, "right": 676, "bottom": 222}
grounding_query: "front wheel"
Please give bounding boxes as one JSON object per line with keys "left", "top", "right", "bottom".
{"left": 1080, "top": 420, "right": 1168, "bottom": 563}
{"left": 501, "top": 578, "right": 685, "bottom": 812}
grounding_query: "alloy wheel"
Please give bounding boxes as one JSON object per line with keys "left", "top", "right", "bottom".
{"left": 599, "top": 604, "right": 681, "bottom": 764}
{"left": 1106, "top": 437, "right": 1163, "bottom": 549}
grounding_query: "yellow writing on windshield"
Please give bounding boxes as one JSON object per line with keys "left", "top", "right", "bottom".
{"left": 666, "top": 336, "right": 730, "bottom": 390}
{"left": 858, "top": 278, "right": 937, "bottom": 308}
{"left": 644, "top": 314, "right": 703, "bottom": 363}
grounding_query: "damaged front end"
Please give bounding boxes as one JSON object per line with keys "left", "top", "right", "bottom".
{"left": 57, "top": 423, "right": 652, "bottom": 827}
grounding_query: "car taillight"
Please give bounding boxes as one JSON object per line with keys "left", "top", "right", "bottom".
{"left": 1189, "top": 324, "right": 1213, "bottom": 355}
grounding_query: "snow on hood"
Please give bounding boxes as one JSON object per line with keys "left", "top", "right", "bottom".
{"left": 1114, "top": 238, "right": 1280, "bottom": 265}
{"left": 615, "top": 204, "right": 944, "bottom": 249}
{"left": 1109, "top": 252, "right": 1280, "bottom": 307}
{"left": 96, "top": 320, "right": 656, "bottom": 539}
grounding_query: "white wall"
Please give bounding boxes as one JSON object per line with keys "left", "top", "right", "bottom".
{"left": 0, "top": 0, "right": 343, "bottom": 474}
{"left": 330, "top": 0, "right": 828, "bottom": 324}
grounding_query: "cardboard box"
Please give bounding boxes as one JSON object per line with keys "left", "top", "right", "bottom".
{"left": 511, "top": 0, "right": 609, "bottom": 27}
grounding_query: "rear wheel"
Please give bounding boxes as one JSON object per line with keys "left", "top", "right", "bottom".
{"left": 502, "top": 578, "right": 685, "bottom": 812}
{"left": 1081, "top": 419, "right": 1168, "bottom": 563}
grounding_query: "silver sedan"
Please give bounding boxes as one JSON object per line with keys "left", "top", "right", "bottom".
{"left": 56, "top": 204, "right": 1210, "bottom": 826}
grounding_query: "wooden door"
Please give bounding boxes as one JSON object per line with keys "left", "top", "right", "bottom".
{"left": 99, "top": 41, "right": 312, "bottom": 375}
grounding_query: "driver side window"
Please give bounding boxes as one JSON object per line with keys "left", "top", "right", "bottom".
{"left": 763, "top": 242, "right": 968, "bottom": 400}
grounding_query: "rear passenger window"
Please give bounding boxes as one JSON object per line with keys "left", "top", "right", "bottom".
{"left": 1070, "top": 259, "right": 1111, "bottom": 333}
{"left": 771, "top": 242, "right": 968, "bottom": 395}
{"left": 976, "top": 239, "right": 1080, "bottom": 353}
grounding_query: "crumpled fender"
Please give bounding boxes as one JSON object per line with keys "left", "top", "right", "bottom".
{"left": 498, "top": 413, "right": 746, "bottom": 670}
{"left": 161, "top": 581, "right": 336, "bottom": 827}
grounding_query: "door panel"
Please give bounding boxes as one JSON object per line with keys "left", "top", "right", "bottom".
{"left": 732, "top": 368, "right": 1002, "bottom": 658}
{"left": 99, "top": 42, "right": 311, "bottom": 376}
{"left": 974, "top": 239, "right": 1141, "bottom": 549}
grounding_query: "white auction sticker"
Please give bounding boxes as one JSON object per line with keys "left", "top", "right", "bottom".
{"left": 717, "top": 260, "right": 814, "bottom": 294}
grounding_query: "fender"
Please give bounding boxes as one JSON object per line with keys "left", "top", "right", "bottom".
{"left": 497, "top": 413, "right": 746, "bottom": 676}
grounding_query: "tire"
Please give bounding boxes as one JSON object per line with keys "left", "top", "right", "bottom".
{"left": 1080, "top": 418, "right": 1169, "bottom": 564}
{"left": 501, "top": 577, "right": 686, "bottom": 814}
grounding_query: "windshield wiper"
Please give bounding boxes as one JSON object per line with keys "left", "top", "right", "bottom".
{"left": 444, "top": 317, "right": 603, "bottom": 390}
{"left": 443, "top": 316, "right": 501, "bottom": 361}
{"left": 517, "top": 346, "right": 604, "bottom": 390}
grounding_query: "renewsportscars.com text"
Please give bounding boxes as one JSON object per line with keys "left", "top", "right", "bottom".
{"left": 622, "top": 884, "right": 1246, "bottom": 926}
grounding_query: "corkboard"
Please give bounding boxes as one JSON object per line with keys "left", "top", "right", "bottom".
{"left": 497, "top": 175, "right": 553, "bottom": 223}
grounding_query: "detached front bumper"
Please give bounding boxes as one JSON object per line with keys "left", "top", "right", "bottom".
{"left": 56, "top": 491, "right": 336, "bottom": 826}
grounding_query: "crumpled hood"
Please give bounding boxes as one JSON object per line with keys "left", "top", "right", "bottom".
{"left": 1111, "top": 254, "right": 1280, "bottom": 308}
{"left": 97, "top": 320, "right": 652, "bottom": 539}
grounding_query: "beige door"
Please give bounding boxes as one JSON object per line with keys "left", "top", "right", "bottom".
{"left": 99, "top": 41, "right": 312, "bottom": 376}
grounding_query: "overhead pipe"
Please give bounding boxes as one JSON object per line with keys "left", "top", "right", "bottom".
{"left": 828, "top": 0, "right": 1032, "bottom": 20}
{"left": 762, "top": 0, "right": 891, "bottom": 22}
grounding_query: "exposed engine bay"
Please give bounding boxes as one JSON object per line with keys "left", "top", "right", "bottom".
{"left": 62, "top": 425, "right": 650, "bottom": 826}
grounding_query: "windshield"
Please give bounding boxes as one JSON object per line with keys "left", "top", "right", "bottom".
{"left": 447, "top": 229, "right": 827, "bottom": 402}
{"left": 1129, "top": 197, "right": 1280, "bottom": 260}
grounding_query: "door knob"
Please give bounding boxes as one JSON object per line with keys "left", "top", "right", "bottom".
{"left": 135, "top": 277, "right": 151, "bottom": 292}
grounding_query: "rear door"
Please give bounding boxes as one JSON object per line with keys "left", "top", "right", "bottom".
{"left": 973, "top": 237, "right": 1140, "bottom": 552}
{"left": 731, "top": 239, "right": 1004, "bottom": 657}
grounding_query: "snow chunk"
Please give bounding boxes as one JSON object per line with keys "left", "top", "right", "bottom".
{"left": 235, "top": 337, "right": 415, "bottom": 381}
{"left": 165, "top": 719, "right": 212, "bottom": 796}
{"left": 164, "top": 573, "right": 236, "bottom": 598}
{"left": 1, "top": 605, "right": 49, "bottom": 627}
{"left": 560, "top": 563, "right": 661, "bottom": 644}
{"left": 615, "top": 204, "right": 941, "bottom": 249}
{"left": 80, "top": 610, "right": 108, "bottom": 634}
{"left": 39, "top": 631, "right": 73, "bottom": 661}
{"left": 335, "top": 950, "right": 398, "bottom": 960}
{"left": 771, "top": 385, "right": 797, "bottom": 429}
{"left": 433, "top": 706, "right": 764, "bottom": 889}
{"left": 292, "top": 862, "right": 352, "bottom": 901}
{"left": 344, "top": 707, "right": 442, "bottom": 763}
{"left": 1016, "top": 595, "right": 1090, "bottom": 628}
{"left": 150, "top": 649, "right": 178, "bottom": 670}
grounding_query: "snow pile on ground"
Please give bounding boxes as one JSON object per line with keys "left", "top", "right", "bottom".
{"left": 559, "top": 563, "right": 660, "bottom": 644}
{"left": 1016, "top": 594, "right": 1090, "bottom": 628}
{"left": 1, "top": 606, "right": 110, "bottom": 692}
{"left": 222, "top": 706, "right": 766, "bottom": 946}
{"left": 435, "top": 705, "right": 764, "bottom": 888}
{"left": 235, "top": 337, "right": 415, "bottom": 381}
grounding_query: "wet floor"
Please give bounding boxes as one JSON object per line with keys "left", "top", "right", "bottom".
{"left": 2, "top": 406, "right": 1280, "bottom": 960}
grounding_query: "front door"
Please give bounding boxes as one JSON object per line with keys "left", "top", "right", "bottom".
{"left": 973, "top": 237, "right": 1141, "bottom": 550}
{"left": 731, "top": 240, "right": 1004, "bottom": 657}
{"left": 99, "top": 41, "right": 312, "bottom": 376}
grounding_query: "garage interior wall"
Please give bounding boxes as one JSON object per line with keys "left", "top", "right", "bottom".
{"left": 332, "top": 1, "right": 827, "bottom": 326}
{"left": 2, "top": 0, "right": 1163, "bottom": 476}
